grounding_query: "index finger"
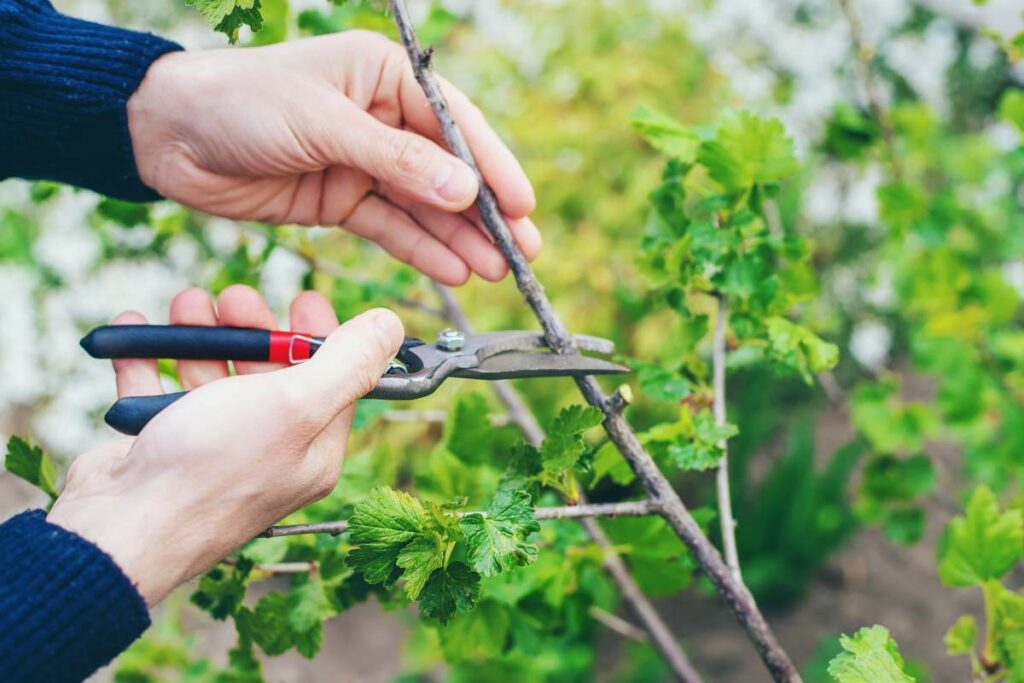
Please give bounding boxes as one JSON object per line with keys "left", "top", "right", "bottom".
{"left": 399, "top": 69, "right": 536, "bottom": 220}
{"left": 111, "top": 311, "right": 164, "bottom": 399}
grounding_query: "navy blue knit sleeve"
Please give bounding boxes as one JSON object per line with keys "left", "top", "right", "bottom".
{"left": 0, "top": 510, "right": 150, "bottom": 682}
{"left": 0, "top": 0, "right": 182, "bottom": 201}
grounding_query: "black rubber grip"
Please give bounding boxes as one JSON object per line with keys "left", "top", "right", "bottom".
{"left": 82, "top": 325, "right": 274, "bottom": 361}
{"left": 105, "top": 392, "right": 187, "bottom": 435}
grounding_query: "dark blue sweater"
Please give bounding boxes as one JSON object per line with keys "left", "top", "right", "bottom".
{"left": 0, "top": 0, "right": 181, "bottom": 200}
{"left": 0, "top": 511, "right": 151, "bottom": 682}
{"left": 1, "top": 1, "right": 182, "bottom": 680}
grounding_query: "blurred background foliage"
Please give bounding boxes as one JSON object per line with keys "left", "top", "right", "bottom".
{"left": 2, "top": 0, "right": 1024, "bottom": 681}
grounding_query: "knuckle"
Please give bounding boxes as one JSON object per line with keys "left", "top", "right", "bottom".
{"left": 310, "top": 467, "right": 340, "bottom": 501}
{"left": 274, "top": 376, "right": 309, "bottom": 413}
{"left": 386, "top": 134, "right": 431, "bottom": 178}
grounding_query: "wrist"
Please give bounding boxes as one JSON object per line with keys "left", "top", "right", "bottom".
{"left": 126, "top": 50, "right": 201, "bottom": 195}
{"left": 47, "top": 485, "right": 199, "bottom": 607}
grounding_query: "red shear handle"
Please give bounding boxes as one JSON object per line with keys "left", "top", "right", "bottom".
{"left": 268, "top": 330, "right": 318, "bottom": 364}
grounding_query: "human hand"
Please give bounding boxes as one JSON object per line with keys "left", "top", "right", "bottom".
{"left": 47, "top": 285, "right": 402, "bottom": 606}
{"left": 127, "top": 31, "right": 541, "bottom": 286}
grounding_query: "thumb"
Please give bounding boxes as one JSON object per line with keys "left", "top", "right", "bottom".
{"left": 280, "top": 308, "right": 404, "bottom": 419}
{"left": 342, "top": 109, "right": 479, "bottom": 212}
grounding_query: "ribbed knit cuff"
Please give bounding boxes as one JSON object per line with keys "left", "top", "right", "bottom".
{"left": 0, "top": 509, "right": 151, "bottom": 683}
{"left": 0, "top": 0, "right": 182, "bottom": 201}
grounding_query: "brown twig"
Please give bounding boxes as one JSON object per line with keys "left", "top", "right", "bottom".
{"left": 263, "top": 500, "right": 661, "bottom": 538}
{"left": 588, "top": 605, "right": 651, "bottom": 644}
{"left": 387, "top": 2, "right": 798, "bottom": 679}
{"left": 381, "top": 408, "right": 512, "bottom": 426}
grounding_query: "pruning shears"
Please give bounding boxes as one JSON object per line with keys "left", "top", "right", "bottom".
{"left": 81, "top": 324, "right": 629, "bottom": 436}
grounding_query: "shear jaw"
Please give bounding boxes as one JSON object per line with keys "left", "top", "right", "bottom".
{"left": 365, "top": 331, "right": 625, "bottom": 400}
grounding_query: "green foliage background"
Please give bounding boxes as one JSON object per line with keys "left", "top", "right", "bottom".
{"left": 2, "top": 0, "right": 1024, "bottom": 681}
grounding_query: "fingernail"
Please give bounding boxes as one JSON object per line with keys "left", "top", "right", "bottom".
{"left": 434, "top": 162, "right": 477, "bottom": 203}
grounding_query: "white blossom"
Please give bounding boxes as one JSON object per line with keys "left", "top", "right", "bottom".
{"left": 850, "top": 320, "right": 892, "bottom": 370}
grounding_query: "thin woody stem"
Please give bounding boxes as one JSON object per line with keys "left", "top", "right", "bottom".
{"left": 387, "top": 2, "right": 799, "bottom": 679}
{"left": 264, "top": 500, "right": 661, "bottom": 538}
{"left": 713, "top": 294, "right": 741, "bottom": 582}
{"left": 589, "top": 606, "right": 651, "bottom": 644}
{"left": 381, "top": 408, "right": 512, "bottom": 426}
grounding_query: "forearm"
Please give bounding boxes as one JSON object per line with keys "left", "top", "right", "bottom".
{"left": 0, "top": 510, "right": 150, "bottom": 683}
{"left": 0, "top": 0, "right": 181, "bottom": 200}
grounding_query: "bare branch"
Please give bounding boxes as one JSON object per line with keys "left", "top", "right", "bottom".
{"left": 386, "top": 2, "right": 799, "bottom": 679}
{"left": 713, "top": 295, "right": 741, "bottom": 582}
{"left": 588, "top": 606, "right": 651, "bottom": 644}
{"left": 380, "top": 408, "right": 512, "bottom": 426}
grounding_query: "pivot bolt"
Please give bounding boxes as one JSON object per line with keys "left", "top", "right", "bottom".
{"left": 436, "top": 328, "right": 465, "bottom": 352}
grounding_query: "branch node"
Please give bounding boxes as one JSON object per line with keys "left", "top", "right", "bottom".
{"left": 604, "top": 385, "right": 633, "bottom": 414}
{"left": 419, "top": 46, "right": 434, "bottom": 69}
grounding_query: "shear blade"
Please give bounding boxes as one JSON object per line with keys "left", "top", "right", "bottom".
{"left": 453, "top": 352, "right": 629, "bottom": 380}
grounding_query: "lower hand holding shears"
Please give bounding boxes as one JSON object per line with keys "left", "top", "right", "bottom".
{"left": 47, "top": 285, "right": 403, "bottom": 607}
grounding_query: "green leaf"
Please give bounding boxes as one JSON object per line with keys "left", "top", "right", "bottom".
{"left": 877, "top": 182, "right": 926, "bottom": 233}
{"left": 551, "top": 404, "right": 604, "bottom": 434}
{"left": 461, "top": 489, "right": 540, "bottom": 577}
{"left": 630, "top": 360, "right": 691, "bottom": 402}
{"left": 445, "top": 393, "right": 516, "bottom": 465}
{"left": 591, "top": 441, "right": 636, "bottom": 487}
{"left": 661, "top": 408, "right": 737, "bottom": 472}
{"left": 765, "top": 317, "right": 839, "bottom": 384}
{"left": 944, "top": 615, "right": 977, "bottom": 656}
{"left": 288, "top": 581, "right": 333, "bottom": 634}
{"left": 227, "top": 608, "right": 265, "bottom": 681}
{"left": 293, "top": 622, "right": 322, "bottom": 659}
{"left": 827, "top": 625, "right": 915, "bottom": 683}
{"left": 96, "top": 199, "right": 150, "bottom": 227}
{"left": 348, "top": 486, "right": 426, "bottom": 586}
{"left": 248, "top": 583, "right": 331, "bottom": 659}
{"left": 187, "top": 0, "right": 263, "bottom": 42}
{"left": 540, "top": 405, "right": 604, "bottom": 473}
{"left": 250, "top": 593, "right": 293, "bottom": 656}
{"left": 439, "top": 599, "right": 511, "bottom": 662}
{"left": 882, "top": 507, "right": 926, "bottom": 546}
{"left": 418, "top": 562, "right": 481, "bottom": 626}
{"left": 187, "top": 0, "right": 254, "bottom": 26}
{"left": 630, "top": 106, "right": 699, "bottom": 162}
{"left": 190, "top": 560, "right": 252, "bottom": 620}
{"left": 698, "top": 111, "right": 799, "bottom": 192}
{"left": 938, "top": 486, "right": 1023, "bottom": 587}
{"left": 604, "top": 513, "right": 712, "bottom": 596}
{"left": 862, "top": 454, "right": 936, "bottom": 503}
{"left": 4, "top": 436, "right": 58, "bottom": 500}
{"left": 823, "top": 103, "right": 881, "bottom": 160}
{"left": 999, "top": 89, "right": 1024, "bottom": 134}
{"left": 984, "top": 581, "right": 1024, "bottom": 672}
{"left": 396, "top": 534, "right": 446, "bottom": 600}
{"left": 850, "top": 380, "right": 937, "bottom": 453}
